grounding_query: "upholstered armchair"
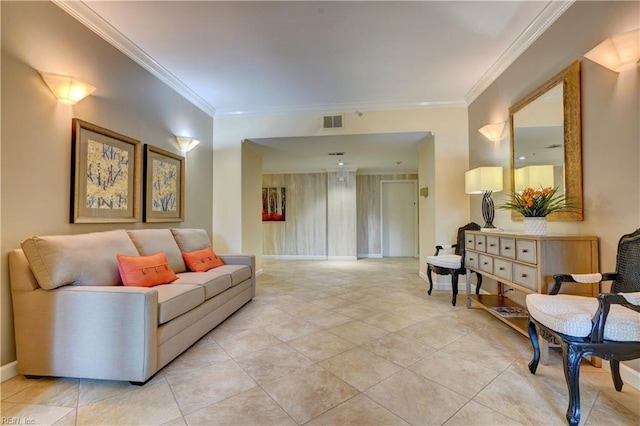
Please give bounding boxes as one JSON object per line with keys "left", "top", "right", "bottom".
{"left": 426, "top": 222, "right": 483, "bottom": 306}
{"left": 526, "top": 228, "right": 640, "bottom": 426}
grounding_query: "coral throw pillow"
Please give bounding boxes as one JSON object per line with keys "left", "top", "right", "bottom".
{"left": 117, "top": 252, "right": 178, "bottom": 287}
{"left": 182, "top": 246, "right": 224, "bottom": 272}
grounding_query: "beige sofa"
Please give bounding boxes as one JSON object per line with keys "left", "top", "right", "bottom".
{"left": 9, "top": 228, "right": 255, "bottom": 384}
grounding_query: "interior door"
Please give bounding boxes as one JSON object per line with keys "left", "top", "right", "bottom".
{"left": 381, "top": 181, "right": 417, "bottom": 257}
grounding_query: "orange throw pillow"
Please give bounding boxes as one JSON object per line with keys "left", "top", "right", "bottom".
{"left": 182, "top": 246, "right": 224, "bottom": 272}
{"left": 117, "top": 252, "right": 178, "bottom": 287}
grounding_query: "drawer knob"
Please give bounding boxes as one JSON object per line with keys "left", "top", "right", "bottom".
{"left": 522, "top": 249, "right": 529, "bottom": 253}
{"left": 505, "top": 246, "right": 511, "bottom": 250}
{"left": 478, "top": 242, "right": 483, "bottom": 245}
{"left": 483, "top": 262, "right": 488, "bottom": 265}
{"left": 490, "top": 244, "right": 496, "bottom": 247}
{"left": 521, "top": 274, "right": 528, "bottom": 278}
{"left": 469, "top": 257, "right": 474, "bottom": 261}
{"left": 499, "top": 267, "right": 505, "bottom": 271}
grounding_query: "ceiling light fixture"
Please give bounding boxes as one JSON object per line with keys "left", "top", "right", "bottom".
{"left": 584, "top": 28, "right": 640, "bottom": 72}
{"left": 175, "top": 136, "right": 200, "bottom": 152}
{"left": 478, "top": 122, "right": 506, "bottom": 143}
{"left": 39, "top": 72, "right": 96, "bottom": 105}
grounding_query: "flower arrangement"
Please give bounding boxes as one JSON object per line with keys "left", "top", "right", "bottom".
{"left": 499, "top": 186, "right": 569, "bottom": 217}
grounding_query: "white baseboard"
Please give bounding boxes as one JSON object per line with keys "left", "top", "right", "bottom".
{"left": 357, "top": 253, "right": 383, "bottom": 258}
{"left": 601, "top": 360, "right": 640, "bottom": 391}
{"left": 1, "top": 361, "right": 18, "bottom": 382}
{"left": 256, "top": 268, "right": 264, "bottom": 277}
{"left": 262, "top": 255, "right": 327, "bottom": 260}
{"left": 327, "top": 256, "right": 358, "bottom": 261}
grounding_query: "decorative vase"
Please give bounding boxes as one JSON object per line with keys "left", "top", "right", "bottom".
{"left": 523, "top": 217, "right": 547, "bottom": 235}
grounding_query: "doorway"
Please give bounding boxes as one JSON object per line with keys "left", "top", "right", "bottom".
{"left": 381, "top": 180, "right": 418, "bottom": 257}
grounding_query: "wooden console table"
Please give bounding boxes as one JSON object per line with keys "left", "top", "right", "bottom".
{"left": 464, "top": 230, "right": 599, "bottom": 339}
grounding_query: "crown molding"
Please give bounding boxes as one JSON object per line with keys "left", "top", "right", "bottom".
{"left": 464, "top": 0, "right": 575, "bottom": 104}
{"left": 215, "top": 98, "right": 466, "bottom": 117}
{"left": 53, "top": 0, "right": 216, "bottom": 117}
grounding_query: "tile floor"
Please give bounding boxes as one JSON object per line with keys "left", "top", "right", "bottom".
{"left": 2, "top": 258, "right": 639, "bottom": 425}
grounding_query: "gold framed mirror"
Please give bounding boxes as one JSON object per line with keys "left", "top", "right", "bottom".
{"left": 509, "top": 60, "right": 583, "bottom": 221}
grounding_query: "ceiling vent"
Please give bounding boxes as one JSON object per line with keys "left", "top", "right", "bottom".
{"left": 322, "top": 114, "right": 344, "bottom": 129}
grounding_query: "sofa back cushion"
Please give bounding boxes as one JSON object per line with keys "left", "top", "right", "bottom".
{"left": 171, "top": 228, "right": 211, "bottom": 252}
{"left": 21, "top": 230, "right": 139, "bottom": 290}
{"left": 127, "top": 229, "right": 186, "bottom": 273}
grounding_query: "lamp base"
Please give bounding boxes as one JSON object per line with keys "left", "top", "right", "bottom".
{"left": 481, "top": 191, "right": 496, "bottom": 229}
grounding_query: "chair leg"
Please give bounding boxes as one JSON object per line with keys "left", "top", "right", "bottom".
{"left": 527, "top": 320, "right": 540, "bottom": 374}
{"left": 474, "top": 272, "right": 483, "bottom": 294}
{"left": 427, "top": 265, "right": 434, "bottom": 296}
{"left": 451, "top": 273, "right": 458, "bottom": 306}
{"left": 611, "top": 359, "right": 624, "bottom": 391}
{"left": 562, "top": 342, "right": 583, "bottom": 426}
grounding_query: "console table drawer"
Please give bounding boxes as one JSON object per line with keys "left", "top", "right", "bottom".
{"left": 479, "top": 254, "right": 493, "bottom": 274}
{"left": 465, "top": 251, "right": 479, "bottom": 269}
{"left": 513, "top": 263, "right": 537, "bottom": 291}
{"left": 500, "top": 238, "right": 516, "bottom": 259}
{"left": 466, "top": 234, "right": 476, "bottom": 250}
{"left": 486, "top": 236, "right": 500, "bottom": 255}
{"left": 474, "top": 235, "right": 487, "bottom": 252}
{"left": 494, "top": 259, "right": 512, "bottom": 281}
{"left": 516, "top": 240, "right": 537, "bottom": 264}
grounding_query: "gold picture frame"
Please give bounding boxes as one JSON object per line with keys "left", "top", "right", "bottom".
{"left": 144, "top": 145, "right": 185, "bottom": 223}
{"left": 71, "top": 119, "right": 142, "bottom": 223}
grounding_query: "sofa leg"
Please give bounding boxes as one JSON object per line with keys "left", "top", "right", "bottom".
{"left": 23, "top": 375, "right": 43, "bottom": 380}
{"left": 129, "top": 373, "right": 156, "bottom": 386}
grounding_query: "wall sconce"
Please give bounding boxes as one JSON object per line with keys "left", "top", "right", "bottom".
{"left": 478, "top": 122, "right": 506, "bottom": 143}
{"left": 39, "top": 72, "right": 96, "bottom": 105}
{"left": 175, "top": 136, "right": 200, "bottom": 152}
{"left": 465, "top": 166, "right": 503, "bottom": 230}
{"left": 584, "top": 28, "right": 639, "bottom": 72}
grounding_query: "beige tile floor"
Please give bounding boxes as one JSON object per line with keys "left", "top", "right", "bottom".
{"left": 2, "top": 258, "right": 639, "bottom": 425}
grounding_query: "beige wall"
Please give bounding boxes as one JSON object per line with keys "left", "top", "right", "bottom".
{"left": 215, "top": 108, "right": 469, "bottom": 276}
{"left": 327, "top": 171, "right": 357, "bottom": 259}
{"left": 242, "top": 142, "right": 263, "bottom": 273}
{"left": 468, "top": 1, "right": 639, "bottom": 370}
{"left": 1, "top": 2, "right": 214, "bottom": 367}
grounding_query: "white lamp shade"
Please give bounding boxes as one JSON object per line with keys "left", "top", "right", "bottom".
{"left": 465, "top": 167, "right": 503, "bottom": 194}
{"left": 584, "top": 28, "right": 640, "bottom": 72}
{"left": 176, "top": 136, "right": 200, "bottom": 152}
{"left": 39, "top": 72, "right": 96, "bottom": 105}
{"left": 478, "top": 122, "right": 506, "bottom": 142}
{"left": 515, "top": 165, "right": 554, "bottom": 192}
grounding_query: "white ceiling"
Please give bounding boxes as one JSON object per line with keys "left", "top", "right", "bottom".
{"left": 57, "top": 0, "right": 572, "bottom": 173}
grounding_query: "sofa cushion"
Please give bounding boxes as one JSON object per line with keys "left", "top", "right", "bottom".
{"left": 127, "top": 229, "right": 187, "bottom": 273}
{"left": 227, "top": 265, "right": 252, "bottom": 286}
{"left": 182, "top": 246, "right": 224, "bottom": 272}
{"left": 174, "top": 270, "right": 233, "bottom": 300}
{"left": 21, "top": 230, "right": 139, "bottom": 290}
{"left": 117, "top": 253, "right": 178, "bottom": 287}
{"left": 155, "top": 284, "right": 204, "bottom": 324}
{"left": 171, "top": 228, "right": 210, "bottom": 252}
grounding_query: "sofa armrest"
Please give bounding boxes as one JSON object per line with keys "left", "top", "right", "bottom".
{"left": 11, "top": 285, "right": 159, "bottom": 382}
{"left": 218, "top": 254, "right": 256, "bottom": 297}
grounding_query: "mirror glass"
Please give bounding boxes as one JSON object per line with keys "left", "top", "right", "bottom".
{"left": 509, "top": 61, "right": 583, "bottom": 221}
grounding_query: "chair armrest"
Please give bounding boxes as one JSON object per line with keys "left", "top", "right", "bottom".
{"left": 549, "top": 272, "right": 618, "bottom": 295}
{"left": 434, "top": 244, "right": 457, "bottom": 255}
{"left": 591, "top": 293, "right": 640, "bottom": 342}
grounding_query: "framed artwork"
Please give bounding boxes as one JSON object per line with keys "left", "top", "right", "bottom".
{"left": 71, "top": 119, "right": 141, "bottom": 223}
{"left": 262, "top": 187, "right": 286, "bottom": 221}
{"left": 144, "top": 144, "right": 185, "bottom": 222}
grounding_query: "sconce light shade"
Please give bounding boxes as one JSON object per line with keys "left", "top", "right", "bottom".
{"left": 584, "top": 28, "right": 640, "bottom": 72}
{"left": 39, "top": 72, "right": 96, "bottom": 105}
{"left": 465, "top": 166, "right": 503, "bottom": 229}
{"left": 515, "top": 165, "right": 554, "bottom": 192}
{"left": 478, "top": 122, "right": 506, "bottom": 143}
{"left": 176, "top": 136, "right": 200, "bottom": 152}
